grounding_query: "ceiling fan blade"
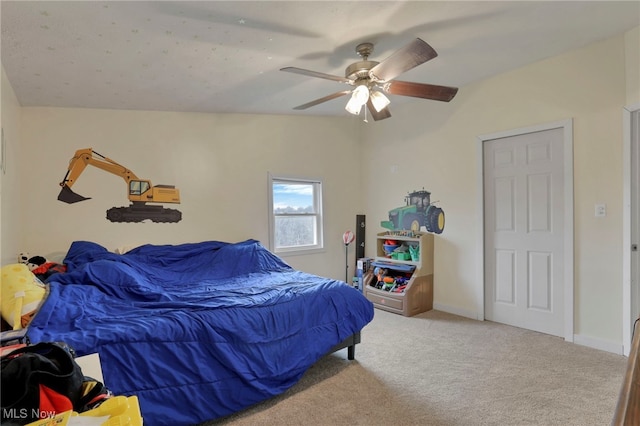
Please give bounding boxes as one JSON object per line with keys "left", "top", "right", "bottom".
{"left": 383, "top": 80, "right": 458, "bottom": 102}
{"left": 280, "top": 67, "right": 351, "bottom": 84}
{"left": 292, "top": 90, "right": 352, "bottom": 110}
{"left": 366, "top": 100, "right": 392, "bottom": 121}
{"left": 369, "top": 38, "right": 438, "bottom": 82}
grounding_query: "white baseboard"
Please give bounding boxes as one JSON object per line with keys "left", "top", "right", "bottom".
{"left": 573, "top": 334, "right": 624, "bottom": 355}
{"left": 433, "top": 304, "right": 625, "bottom": 356}
{"left": 433, "top": 303, "right": 481, "bottom": 321}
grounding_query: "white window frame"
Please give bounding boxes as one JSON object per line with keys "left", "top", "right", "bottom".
{"left": 268, "top": 173, "right": 324, "bottom": 255}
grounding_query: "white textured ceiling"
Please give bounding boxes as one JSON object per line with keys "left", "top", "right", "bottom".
{"left": 2, "top": 1, "right": 639, "bottom": 118}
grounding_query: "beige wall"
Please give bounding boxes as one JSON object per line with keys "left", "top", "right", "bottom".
{"left": 17, "top": 108, "right": 362, "bottom": 280}
{"left": 0, "top": 66, "right": 23, "bottom": 266}
{"left": 362, "top": 31, "right": 636, "bottom": 348}
{"left": 625, "top": 26, "right": 640, "bottom": 105}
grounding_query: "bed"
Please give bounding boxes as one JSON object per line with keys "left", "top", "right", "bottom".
{"left": 25, "top": 239, "right": 374, "bottom": 425}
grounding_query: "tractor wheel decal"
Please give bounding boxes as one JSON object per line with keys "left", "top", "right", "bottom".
{"left": 402, "top": 213, "right": 422, "bottom": 232}
{"left": 426, "top": 205, "right": 445, "bottom": 234}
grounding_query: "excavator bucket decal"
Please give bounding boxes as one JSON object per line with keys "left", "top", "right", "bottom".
{"left": 58, "top": 185, "right": 91, "bottom": 204}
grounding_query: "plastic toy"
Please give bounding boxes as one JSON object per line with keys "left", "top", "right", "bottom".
{"left": 24, "top": 395, "right": 143, "bottom": 426}
{"left": 78, "top": 395, "right": 143, "bottom": 425}
{"left": 409, "top": 244, "right": 420, "bottom": 262}
{"left": 382, "top": 241, "right": 399, "bottom": 257}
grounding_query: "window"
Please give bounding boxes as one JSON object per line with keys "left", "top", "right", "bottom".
{"left": 268, "top": 174, "right": 324, "bottom": 254}
{"left": 129, "top": 180, "right": 150, "bottom": 196}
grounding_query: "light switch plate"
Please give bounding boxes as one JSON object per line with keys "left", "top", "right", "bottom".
{"left": 595, "top": 203, "right": 606, "bottom": 217}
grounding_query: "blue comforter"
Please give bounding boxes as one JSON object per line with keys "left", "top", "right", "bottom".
{"left": 28, "top": 240, "right": 374, "bottom": 425}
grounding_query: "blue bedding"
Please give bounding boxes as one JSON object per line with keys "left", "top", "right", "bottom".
{"left": 28, "top": 240, "right": 374, "bottom": 425}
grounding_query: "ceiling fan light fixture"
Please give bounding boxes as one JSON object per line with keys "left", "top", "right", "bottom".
{"left": 345, "top": 97, "right": 362, "bottom": 115}
{"left": 282, "top": 38, "right": 458, "bottom": 121}
{"left": 345, "top": 85, "right": 369, "bottom": 115}
{"left": 370, "top": 90, "right": 390, "bottom": 112}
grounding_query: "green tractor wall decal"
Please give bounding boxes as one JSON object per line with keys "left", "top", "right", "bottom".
{"left": 381, "top": 189, "right": 445, "bottom": 234}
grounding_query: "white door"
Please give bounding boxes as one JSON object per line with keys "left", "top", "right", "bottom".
{"left": 483, "top": 127, "right": 566, "bottom": 337}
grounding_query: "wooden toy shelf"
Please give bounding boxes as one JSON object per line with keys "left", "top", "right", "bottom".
{"left": 363, "top": 231, "right": 434, "bottom": 317}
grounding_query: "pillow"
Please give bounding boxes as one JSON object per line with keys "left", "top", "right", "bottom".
{"left": 1, "top": 264, "right": 47, "bottom": 330}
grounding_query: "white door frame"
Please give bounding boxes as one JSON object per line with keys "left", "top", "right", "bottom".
{"left": 623, "top": 103, "right": 640, "bottom": 356}
{"left": 476, "top": 119, "right": 574, "bottom": 341}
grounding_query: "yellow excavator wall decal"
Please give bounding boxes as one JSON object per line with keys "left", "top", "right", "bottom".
{"left": 58, "top": 148, "right": 182, "bottom": 223}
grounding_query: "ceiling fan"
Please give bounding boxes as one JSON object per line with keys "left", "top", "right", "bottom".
{"left": 281, "top": 38, "right": 458, "bottom": 121}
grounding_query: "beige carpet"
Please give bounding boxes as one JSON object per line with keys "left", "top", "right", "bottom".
{"left": 205, "top": 309, "right": 628, "bottom": 426}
